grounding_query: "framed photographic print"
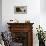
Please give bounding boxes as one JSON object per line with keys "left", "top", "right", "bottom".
{"left": 14, "top": 6, "right": 27, "bottom": 14}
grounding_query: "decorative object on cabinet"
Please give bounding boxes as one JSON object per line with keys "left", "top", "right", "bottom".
{"left": 7, "top": 23, "right": 34, "bottom": 46}
{"left": 8, "top": 19, "right": 19, "bottom": 23}
{"left": 25, "top": 20, "right": 30, "bottom": 23}
{"left": 14, "top": 6, "right": 27, "bottom": 14}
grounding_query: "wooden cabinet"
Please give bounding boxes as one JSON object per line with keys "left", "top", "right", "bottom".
{"left": 7, "top": 23, "right": 34, "bottom": 46}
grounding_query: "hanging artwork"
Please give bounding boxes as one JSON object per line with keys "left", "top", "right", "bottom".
{"left": 14, "top": 6, "right": 27, "bottom": 14}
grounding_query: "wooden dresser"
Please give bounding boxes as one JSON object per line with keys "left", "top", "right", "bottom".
{"left": 7, "top": 23, "right": 34, "bottom": 46}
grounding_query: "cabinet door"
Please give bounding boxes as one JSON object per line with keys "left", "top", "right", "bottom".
{"left": 11, "top": 32, "right": 28, "bottom": 46}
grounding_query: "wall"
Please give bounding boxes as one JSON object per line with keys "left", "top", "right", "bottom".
{"left": 0, "top": 0, "right": 2, "bottom": 32}
{"left": 2, "top": 0, "right": 40, "bottom": 31}
{"left": 2, "top": 0, "right": 46, "bottom": 46}
{"left": 40, "top": 0, "right": 46, "bottom": 13}
{"left": 40, "top": 0, "right": 46, "bottom": 31}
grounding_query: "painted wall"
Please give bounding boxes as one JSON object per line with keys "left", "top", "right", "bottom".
{"left": 40, "top": 0, "right": 46, "bottom": 13}
{"left": 2, "top": 0, "right": 40, "bottom": 31}
{"left": 0, "top": 0, "right": 2, "bottom": 32}
{"left": 2, "top": 0, "right": 46, "bottom": 46}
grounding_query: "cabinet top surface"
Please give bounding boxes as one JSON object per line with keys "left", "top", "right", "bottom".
{"left": 7, "top": 23, "right": 34, "bottom": 25}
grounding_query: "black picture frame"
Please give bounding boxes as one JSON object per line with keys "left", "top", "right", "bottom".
{"left": 14, "top": 6, "right": 27, "bottom": 14}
